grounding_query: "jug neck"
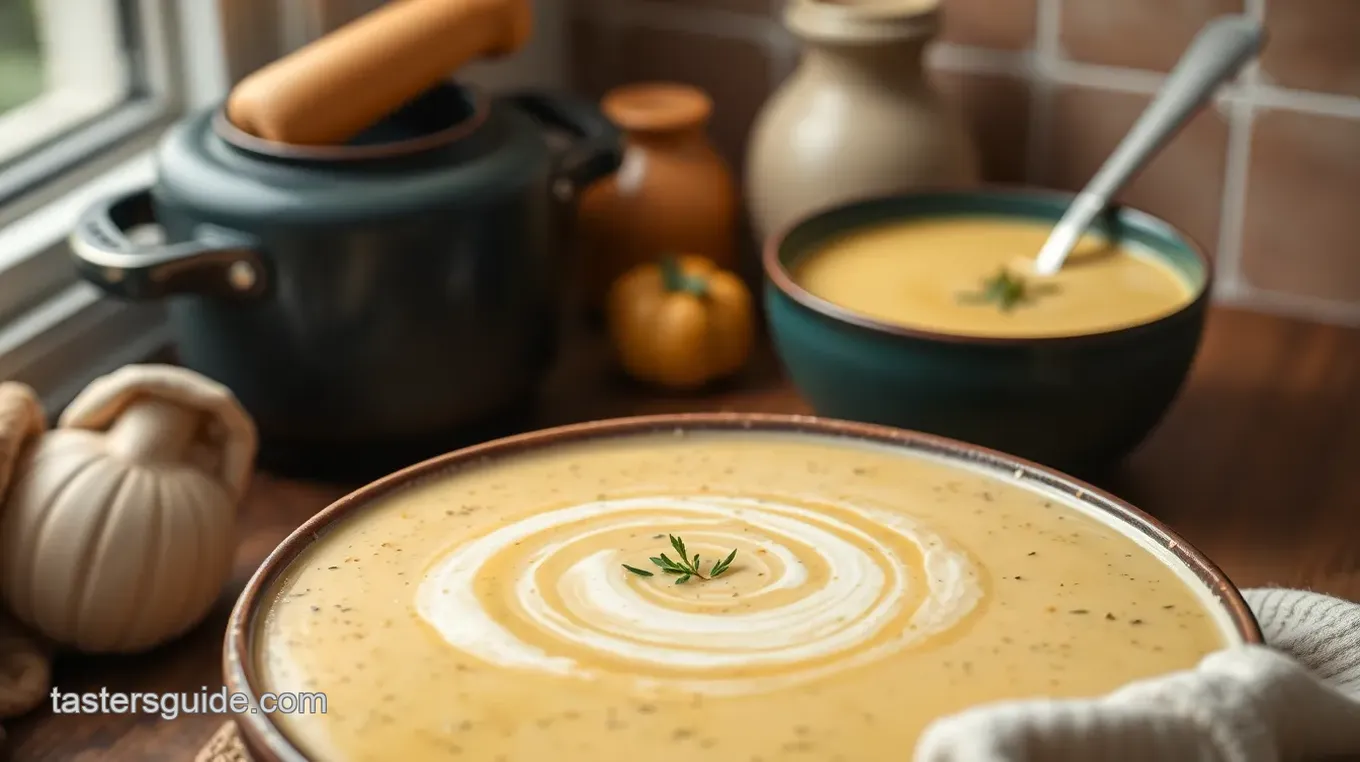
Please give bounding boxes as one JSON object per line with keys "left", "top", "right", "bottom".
{"left": 785, "top": 0, "right": 940, "bottom": 41}
{"left": 800, "top": 38, "right": 930, "bottom": 87}
{"left": 784, "top": 0, "right": 938, "bottom": 87}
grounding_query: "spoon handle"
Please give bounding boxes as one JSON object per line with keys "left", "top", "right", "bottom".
{"left": 1033, "top": 15, "right": 1265, "bottom": 276}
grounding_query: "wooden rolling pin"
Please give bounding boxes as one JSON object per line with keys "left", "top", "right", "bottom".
{"left": 226, "top": 0, "right": 533, "bottom": 146}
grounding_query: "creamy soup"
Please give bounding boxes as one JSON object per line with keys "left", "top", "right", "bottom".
{"left": 792, "top": 216, "right": 1195, "bottom": 338}
{"left": 256, "top": 432, "right": 1233, "bottom": 761}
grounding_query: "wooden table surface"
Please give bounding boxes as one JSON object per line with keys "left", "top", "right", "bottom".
{"left": 9, "top": 306, "right": 1360, "bottom": 760}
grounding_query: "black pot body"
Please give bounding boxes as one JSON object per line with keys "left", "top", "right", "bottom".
{"left": 70, "top": 85, "right": 622, "bottom": 451}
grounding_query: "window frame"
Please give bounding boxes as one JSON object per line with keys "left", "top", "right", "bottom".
{"left": 0, "top": 0, "right": 227, "bottom": 410}
{"left": 0, "top": 0, "right": 129, "bottom": 164}
{"left": 0, "top": 0, "right": 179, "bottom": 205}
{"left": 0, "top": 0, "right": 395, "bottom": 410}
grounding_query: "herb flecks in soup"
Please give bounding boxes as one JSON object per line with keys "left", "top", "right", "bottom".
{"left": 257, "top": 433, "right": 1231, "bottom": 762}
{"left": 792, "top": 216, "right": 1194, "bottom": 338}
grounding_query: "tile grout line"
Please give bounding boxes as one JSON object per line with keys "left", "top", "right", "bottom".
{"left": 926, "top": 44, "right": 1033, "bottom": 78}
{"left": 931, "top": 53, "right": 1360, "bottom": 120}
{"left": 1219, "top": 284, "right": 1360, "bottom": 328}
{"left": 1025, "top": 0, "right": 1061, "bottom": 184}
{"left": 1211, "top": 0, "right": 1266, "bottom": 301}
{"left": 1246, "top": 86, "right": 1360, "bottom": 120}
{"left": 1214, "top": 97, "right": 1254, "bottom": 299}
{"left": 1048, "top": 59, "right": 1166, "bottom": 95}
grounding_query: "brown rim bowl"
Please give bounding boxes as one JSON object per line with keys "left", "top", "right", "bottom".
{"left": 760, "top": 186, "right": 1213, "bottom": 474}
{"left": 224, "top": 412, "right": 1260, "bottom": 761}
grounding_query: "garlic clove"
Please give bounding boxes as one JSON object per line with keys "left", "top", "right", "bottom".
{"left": 0, "top": 610, "right": 50, "bottom": 719}
{"left": 0, "top": 382, "right": 44, "bottom": 503}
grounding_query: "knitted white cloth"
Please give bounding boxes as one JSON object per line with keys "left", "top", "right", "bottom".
{"left": 916, "top": 589, "right": 1360, "bottom": 762}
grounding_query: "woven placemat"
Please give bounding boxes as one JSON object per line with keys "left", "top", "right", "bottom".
{"left": 196, "top": 721, "right": 252, "bottom": 762}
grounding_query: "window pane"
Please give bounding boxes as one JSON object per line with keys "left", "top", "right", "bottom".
{"left": 0, "top": 0, "right": 143, "bottom": 174}
{"left": 0, "top": 0, "right": 44, "bottom": 115}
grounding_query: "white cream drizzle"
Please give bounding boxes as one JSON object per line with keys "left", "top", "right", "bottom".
{"left": 415, "top": 495, "right": 982, "bottom": 695}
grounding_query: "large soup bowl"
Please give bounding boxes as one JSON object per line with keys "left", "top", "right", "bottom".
{"left": 763, "top": 188, "right": 1212, "bottom": 473}
{"left": 224, "top": 413, "right": 1259, "bottom": 761}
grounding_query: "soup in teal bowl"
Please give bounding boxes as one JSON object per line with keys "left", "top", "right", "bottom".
{"left": 762, "top": 188, "right": 1211, "bottom": 473}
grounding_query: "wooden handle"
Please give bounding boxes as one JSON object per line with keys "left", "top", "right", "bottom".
{"left": 226, "top": 0, "right": 533, "bottom": 146}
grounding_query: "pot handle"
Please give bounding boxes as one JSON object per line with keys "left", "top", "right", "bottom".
{"left": 503, "top": 91, "right": 623, "bottom": 198}
{"left": 70, "top": 188, "right": 268, "bottom": 301}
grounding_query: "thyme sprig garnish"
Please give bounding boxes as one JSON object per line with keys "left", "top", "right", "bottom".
{"left": 957, "top": 267, "right": 1059, "bottom": 312}
{"left": 623, "top": 534, "right": 738, "bottom": 584}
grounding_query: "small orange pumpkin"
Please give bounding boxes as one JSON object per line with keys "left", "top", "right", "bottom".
{"left": 606, "top": 254, "right": 754, "bottom": 390}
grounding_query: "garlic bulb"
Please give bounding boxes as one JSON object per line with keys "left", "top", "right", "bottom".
{"left": 0, "top": 365, "right": 257, "bottom": 653}
{"left": 0, "top": 382, "right": 52, "bottom": 722}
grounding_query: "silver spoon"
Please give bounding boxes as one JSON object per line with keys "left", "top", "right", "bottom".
{"left": 1032, "top": 15, "right": 1265, "bottom": 276}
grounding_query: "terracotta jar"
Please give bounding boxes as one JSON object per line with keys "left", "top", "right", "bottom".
{"left": 745, "top": 0, "right": 980, "bottom": 242}
{"left": 576, "top": 83, "right": 739, "bottom": 310}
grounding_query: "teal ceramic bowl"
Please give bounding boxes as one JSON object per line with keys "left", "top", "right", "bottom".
{"left": 762, "top": 188, "right": 1211, "bottom": 474}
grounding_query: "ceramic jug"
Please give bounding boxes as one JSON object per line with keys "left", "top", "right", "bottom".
{"left": 746, "top": 0, "right": 980, "bottom": 241}
{"left": 576, "top": 83, "right": 739, "bottom": 310}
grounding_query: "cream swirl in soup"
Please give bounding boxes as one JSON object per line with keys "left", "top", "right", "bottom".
{"left": 256, "top": 431, "right": 1235, "bottom": 762}
{"left": 416, "top": 494, "right": 981, "bottom": 695}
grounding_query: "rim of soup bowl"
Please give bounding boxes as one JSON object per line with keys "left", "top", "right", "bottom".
{"left": 224, "top": 412, "right": 1260, "bottom": 761}
{"left": 761, "top": 185, "right": 1216, "bottom": 348}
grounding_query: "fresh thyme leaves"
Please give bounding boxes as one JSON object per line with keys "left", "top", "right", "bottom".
{"left": 710, "top": 548, "right": 738, "bottom": 577}
{"left": 622, "top": 534, "right": 739, "bottom": 584}
{"left": 957, "top": 267, "right": 1059, "bottom": 312}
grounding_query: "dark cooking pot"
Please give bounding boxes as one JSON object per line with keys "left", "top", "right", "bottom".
{"left": 70, "top": 83, "right": 621, "bottom": 468}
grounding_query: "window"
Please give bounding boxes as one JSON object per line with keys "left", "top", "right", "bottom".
{"left": 0, "top": 0, "right": 129, "bottom": 159}
{"left": 0, "top": 0, "right": 215, "bottom": 409}
{"left": 0, "top": 1, "right": 414, "bottom": 409}
{"left": 0, "top": 2, "right": 45, "bottom": 116}
{"left": 0, "top": 0, "right": 178, "bottom": 316}
{"left": 0, "top": 0, "right": 155, "bottom": 201}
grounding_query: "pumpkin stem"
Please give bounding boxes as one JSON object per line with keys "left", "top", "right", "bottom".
{"left": 105, "top": 398, "right": 202, "bottom": 465}
{"left": 659, "top": 255, "right": 709, "bottom": 298}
